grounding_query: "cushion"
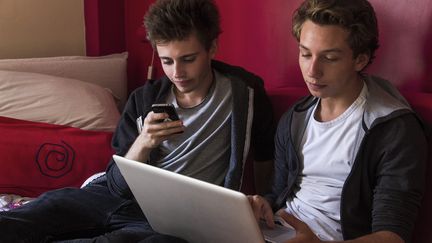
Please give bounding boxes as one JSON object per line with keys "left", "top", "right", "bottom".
{"left": 0, "top": 52, "right": 128, "bottom": 108}
{"left": 0, "top": 70, "right": 120, "bottom": 131}
{"left": 0, "top": 116, "right": 114, "bottom": 197}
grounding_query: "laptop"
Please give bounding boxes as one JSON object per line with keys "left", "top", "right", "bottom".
{"left": 113, "top": 155, "right": 296, "bottom": 243}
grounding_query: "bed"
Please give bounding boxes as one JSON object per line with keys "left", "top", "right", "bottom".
{"left": 0, "top": 52, "right": 128, "bottom": 211}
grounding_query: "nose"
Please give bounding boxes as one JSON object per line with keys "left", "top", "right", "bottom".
{"left": 307, "top": 57, "right": 323, "bottom": 79}
{"left": 173, "top": 62, "right": 185, "bottom": 79}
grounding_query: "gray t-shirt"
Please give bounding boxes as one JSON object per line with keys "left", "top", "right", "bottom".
{"left": 153, "top": 70, "right": 233, "bottom": 185}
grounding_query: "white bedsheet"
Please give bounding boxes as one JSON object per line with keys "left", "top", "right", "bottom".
{"left": 0, "top": 194, "right": 34, "bottom": 212}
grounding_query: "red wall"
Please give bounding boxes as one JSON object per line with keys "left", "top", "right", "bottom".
{"left": 85, "top": 0, "right": 153, "bottom": 92}
{"left": 84, "top": 0, "right": 126, "bottom": 56}
{"left": 86, "top": 0, "right": 432, "bottom": 94}
{"left": 120, "top": 0, "right": 306, "bottom": 91}
{"left": 215, "top": 0, "right": 432, "bottom": 91}
{"left": 215, "top": 0, "right": 304, "bottom": 89}
{"left": 368, "top": 0, "right": 432, "bottom": 92}
{"left": 124, "top": 0, "right": 155, "bottom": 92}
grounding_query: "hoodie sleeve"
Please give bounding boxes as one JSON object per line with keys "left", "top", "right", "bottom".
{"left": 106, "top": 90, "right": 143, "bottom": 199}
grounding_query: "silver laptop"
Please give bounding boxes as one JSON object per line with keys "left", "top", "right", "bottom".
{"left": 113, "top": 155, "right": 295, "bottom": 243}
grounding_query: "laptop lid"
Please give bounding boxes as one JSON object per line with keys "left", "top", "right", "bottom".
{"left": 113, "top": 155, "right": 295, "bottom": 243}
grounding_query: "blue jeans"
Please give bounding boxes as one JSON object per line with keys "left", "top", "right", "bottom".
{"left": 0, "top": 180, "right": 187, "bottom": 243}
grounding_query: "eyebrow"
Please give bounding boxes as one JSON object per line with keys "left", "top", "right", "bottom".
{"left": 299, "top": 44, "right": 343, "bottom": 53}
{"left": 159, "top": 52, "right": 199, "bottom": 60}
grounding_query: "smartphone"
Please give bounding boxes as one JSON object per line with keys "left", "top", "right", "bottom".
{"left": 151, "top": 103, "right": 180, "bottom": 122}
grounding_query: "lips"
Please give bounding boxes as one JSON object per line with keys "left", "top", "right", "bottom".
{"left": 306, "top": 81, "right": 326, "bottom": 90}
{"left": 173, "top": 79, "right": 190, "bottom": 86}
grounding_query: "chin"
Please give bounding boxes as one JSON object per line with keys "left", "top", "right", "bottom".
{"left": 175, "top": 87, "right": 193, "bottom": 94}
{"left": 307, "top": 89, "right": 321, "bottom": 98}
{"left": 307, "top": 86, "right": 332, "bottom": 99}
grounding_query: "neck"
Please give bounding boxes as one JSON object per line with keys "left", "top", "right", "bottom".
{"left": 315, "top": 77, "right": 364, "bottom": 122}
{"left": 175, "top": 71, "right": 214, "bottom": 108}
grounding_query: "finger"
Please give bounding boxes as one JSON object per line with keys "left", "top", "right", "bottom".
{"left": 256, "top": 197, "right": 274, "bottom": 228}
{"left": 139, "top": 124, "right": 183, "bottom": 148}
{"left": 149, "top": 127, "right": 184, "bottom": 140}
{"left": 249, "top": 195, "right": 266, "bottom": 221}
{"left": 249, "top": 195, "right": 275, "bottom": 228}
{"left": 249, "top": 195, "right": 261, "bottom": 220}
{"left": 255, "top": 195, "right": 275, "bottom": 228}
{"left": 146, "top": 111, "right": 169, "bottom": 124}
{"left": 146, "top": 118, "right": 183, "bottom": 134}
{"left": 264, "top": 209, "right": 275, "bottom": 228}
{"left": 162, "top": 120, "right": 184, "bottom": 129}
{"left": 157, "top": 121, "right": 184, "bottom": 135}
{"left": 247, "top": 195, "right": 254, "bottom": 204}
{"left": 163, "top": 125, "right": 185, "bottom": 135}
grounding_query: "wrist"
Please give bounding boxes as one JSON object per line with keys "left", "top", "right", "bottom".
{"left": 125, "top": 137, "right": 153, "bottom": 163}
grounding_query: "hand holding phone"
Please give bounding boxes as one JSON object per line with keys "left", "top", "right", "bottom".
{"left": 151, "top": 103, "right": 180, "bottom": 122}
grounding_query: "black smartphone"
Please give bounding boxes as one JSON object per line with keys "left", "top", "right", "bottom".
{"left": 151, "top": 103, "right": 180, "bottom": 122}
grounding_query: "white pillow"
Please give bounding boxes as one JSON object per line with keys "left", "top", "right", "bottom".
{"left": 0, "top": 52, "right": 128, "bottom": 109}
{"left": 0, "top": 70, "right": 120, "bottom": 131}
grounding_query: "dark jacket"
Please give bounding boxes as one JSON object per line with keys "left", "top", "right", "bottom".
{"left": 266, "top": 75, "right": 428, "bottom": 243}
{"left": 106, "top": 60, "right": 276, "bottom": 199}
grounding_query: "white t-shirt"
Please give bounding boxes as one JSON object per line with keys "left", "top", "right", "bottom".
{"left": 285, "top": 83, "right": 368, "bottom": 240}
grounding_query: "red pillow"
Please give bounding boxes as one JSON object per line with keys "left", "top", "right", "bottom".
{"left": 0, "top": 116, "right": 114, "bottom": 197}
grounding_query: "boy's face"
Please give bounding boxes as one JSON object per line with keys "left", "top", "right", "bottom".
{"left": 156, "top": 33, "right": 216, "bottom": 97}
{"left": 298, "top": 20, "right": 369, "bottom": 100}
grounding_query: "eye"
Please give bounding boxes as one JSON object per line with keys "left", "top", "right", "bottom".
{"left": 300, "top": 53, "right": 312, "bottom": 59}
{"left": 161, "top": 58, "right": 173, "bottom": 65}
{"left": 182, "top": 56, "right": 196, "bottom": 63}
{"left": 323, "top": 55, "right": 339, "bottom": 62}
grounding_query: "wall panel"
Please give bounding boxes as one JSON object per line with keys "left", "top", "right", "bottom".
{"left": 0, "top": 0, "right": 86, "bottom": 58}
{"left": 121, "top": 0, "right": 432, "bottom": 92}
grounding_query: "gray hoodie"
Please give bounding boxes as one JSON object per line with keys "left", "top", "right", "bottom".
{"left": 268, "top": 75, "right": 428, "bottom": 242}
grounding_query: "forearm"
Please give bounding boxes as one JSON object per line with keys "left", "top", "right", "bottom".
{"left": 124, "top": 135, "right": 153, "bottom": 163}
{"left": 330, "top": 231, "right": 404, "bottom": 243}
{"left": 279, "top": 211, "right": 405, "bottom": 243}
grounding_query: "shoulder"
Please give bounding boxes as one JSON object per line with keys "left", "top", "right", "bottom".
{"left": 372, "top": 112, "right": 426, "bottom": 138}
{"left": 123, "top": 77, "right": 172, "bottom": 116}
{"left": 129, "top": 77, "right": 172, "bottom": 102}
{"left": 211, "top": 60, "right": 264, "bottom": 89}
{"left": 278, "top": 95, "right": 316, "bottom": 125}
{"left": 134, "top": 77, "right": 172, "bottom": 94}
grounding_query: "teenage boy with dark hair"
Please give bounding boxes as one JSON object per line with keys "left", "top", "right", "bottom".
{"left": 249, "top": 0, "right": 427, "bottom": 243}
{"left": 0, "top": 0, "right": 275, "bottom": 242}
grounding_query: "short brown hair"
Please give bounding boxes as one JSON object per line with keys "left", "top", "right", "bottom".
{"left": 292, "top": 0, "right": 379, "bottom": 65}
{"left": 144, "top": 0, "right": 222, "bottom": 50}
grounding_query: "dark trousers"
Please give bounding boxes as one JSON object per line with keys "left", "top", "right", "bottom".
{"left": 0, "top": 180, "right": 187, "bottom": 243}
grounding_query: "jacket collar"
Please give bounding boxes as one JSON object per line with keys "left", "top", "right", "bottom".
{"left": 293, "top": 75, "right": 413, "bottom": 130}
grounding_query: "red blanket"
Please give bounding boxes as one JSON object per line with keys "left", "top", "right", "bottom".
{"left": 0, "top": 116, "right": 114, "bottom": 197}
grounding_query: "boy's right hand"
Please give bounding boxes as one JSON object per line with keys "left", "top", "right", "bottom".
{"left": 247, "top": 195, "right": 275, "bottom": 228}
{"left": 141, "top": 111, "right": 185, "bottom": 148}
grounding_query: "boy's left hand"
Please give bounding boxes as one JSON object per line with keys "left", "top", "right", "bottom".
{"left": 277, "top": 210, "right": 323, "bottom": 243}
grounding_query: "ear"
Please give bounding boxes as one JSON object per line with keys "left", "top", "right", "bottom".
{"left": 354, "top": 53, "right": 370, "bottom": 71}
{"left": 209, "top": 39, "right": 218, "bottom": 59}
